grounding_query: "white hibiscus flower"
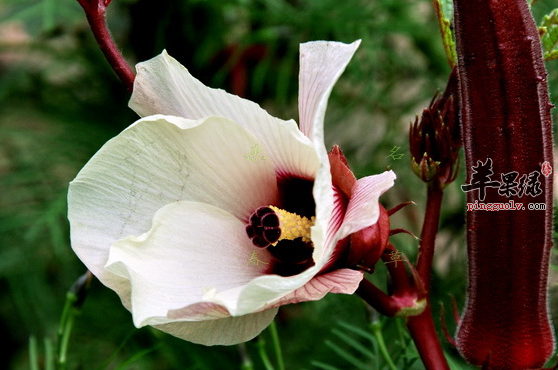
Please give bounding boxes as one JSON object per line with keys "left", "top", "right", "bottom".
{"left": 68, "top": 40, "right": 396, "bottom": 345}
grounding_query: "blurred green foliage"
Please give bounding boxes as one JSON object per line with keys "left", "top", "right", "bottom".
{"left": 0, "top": 0, "right": 556, "bottom": 369}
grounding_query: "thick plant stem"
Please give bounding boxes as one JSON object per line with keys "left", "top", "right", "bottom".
{"left": 406, "top": 183, "right": 449, "bottom": 370}
{"left": 357, "top": 244, "right": 426, "bottom": 318}
{"left": 357, "top": 279, "right": 409, "bottom": 317}
{"left": 358, "top": 184, "right": 448, "bottom": 369}
{"left": 407, "top": 307, "right": 449, "bottom": 370}
{"left": 415, "top": 184, "right": 443, "bottom": 289}
{"left": 77, "top": 0, "right": 135, "bottom": 91}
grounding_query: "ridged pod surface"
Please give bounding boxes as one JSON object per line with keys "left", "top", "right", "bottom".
{"left": 454, "top": 0, "right": 554, "bottom": 369}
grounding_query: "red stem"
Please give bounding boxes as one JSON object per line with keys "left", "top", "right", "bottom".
{"left": 381, "top": 244, "right": 414, "bottom": 296}
{"left": 356, "top": 245, "right": 423, "bottom": 317}
{"left": 356, "top": 279, "right": 404, "bottom": 317}
{"left": 407, "top": 308, "right": 450, "bottom": 370}
{"left": 415, "top": 183, "right": 443, "bottom": 289}
{"left": 406, "top": 183, "right": 449, "bottom": 370}
{"left": 77, "top": 0, "right": 135, "bottom": 92}
{"left": 359, "top": 184, "right": 448, "bottom": 368}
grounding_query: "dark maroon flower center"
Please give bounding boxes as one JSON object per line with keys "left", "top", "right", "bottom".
{"left": 246, "top": 207, "right": 281, "bottom": 248}
{"left": 246, "top": 176, "right": 316, "bottom": 276}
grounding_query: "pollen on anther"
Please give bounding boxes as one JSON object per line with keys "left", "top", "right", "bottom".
{"left": 246, "top": 205, "right": 314, "bottom": 249}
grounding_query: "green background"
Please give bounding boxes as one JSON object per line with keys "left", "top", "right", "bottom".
{"left": 0, "top": 0, "right": 556, "bottom": 369}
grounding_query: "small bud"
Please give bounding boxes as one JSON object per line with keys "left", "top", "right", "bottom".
{"left": 69, "top": 271, "right": 93, "bottom": 310}
{"left": 409, "top": 69, "right": 460, "bottom": 187}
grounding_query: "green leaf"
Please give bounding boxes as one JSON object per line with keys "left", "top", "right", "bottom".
{"left": 324, "top": 340, "right": 369, "bottom": 370}
{"left": 114, "top": 345, "right": 162, "bottom": 370}
{"left": 331, "top": 328, "right": 376, "bottom": 360}
{"left": 311, "top": 362, "right": 342, "bottom": 370}
{"left": 44, "top": 338, "right": 55, "bottom": 370}
{"left": 434, "top": 0, "right": 457, "bottom": 67}
{"left": 540, "top": 9, "right": 558, "bottom": 61}
{"left": 29, "top": 336, "right": 40, "bottom": 370}
{"left": 337, "top": 321, "right": 376, "bottom": 342}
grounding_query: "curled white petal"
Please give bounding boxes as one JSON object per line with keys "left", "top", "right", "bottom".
{"left": 337, "top": 170, "right": 397, "bottom": 240}
{"left": 297, "top": 40, "right": 361, "bottom": 264}
{"left": 155, "top": 308, "right": 279, "bottom": 346}
{"left": 129, "top": 51, "right": 320, "bottom": 179}
{"left": 274, "top": 268, "right": 364, "bottom": 307}
{"left": 298, "top": 40, "right": 361, "bottom": 141}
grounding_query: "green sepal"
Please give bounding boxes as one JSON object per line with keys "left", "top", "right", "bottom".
{"left": 394, "top": 298, "right": 427, "bottom": 318}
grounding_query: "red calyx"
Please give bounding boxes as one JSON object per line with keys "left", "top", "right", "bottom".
{"left": 347, "top": 205, "right": 390, "bottom": 272}
{"left": 327, "top": 145, "right": 391, "bottom": 272}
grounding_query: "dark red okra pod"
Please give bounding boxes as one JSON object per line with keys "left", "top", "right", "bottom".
{"left": 454, "top": 0, "right": 554, "bottom": 369}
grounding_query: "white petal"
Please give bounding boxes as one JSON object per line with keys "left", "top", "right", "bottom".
{"left": 298, "top": 40, "right": 361, "bottom": 140}
{"left": 234, "top": 265, "right": 322, "bottom": 315}
{"left": 154, "top": 308, "right": 278, "bottom": 346}
{"left": 299, "top": 41, "right": 360, "bottom": 264}
{"left": 129, "top": 51, "right": 320, "bottom": 179}
{"left": 69, "top": 115, "right": 276, "bottom": 299}
{"left": 336, "top": 171, "right": 396, "bottom": 241}
{"left": 272, "top": 269, "right": 364, "bottom": 306}
{"left": 105, "top": 201, "right": 270, "bottom": 327}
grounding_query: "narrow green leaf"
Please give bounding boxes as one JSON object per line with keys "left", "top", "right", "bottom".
{"left": 96, "top": 330, "right": 136, "bottom": 370}
{"left": 29, "top": 336, "right": 40, "bottom": 370}
{"left": 337, "top": 321, "right": 376, "bottom": 342}
{"left": 434, "top": 0, "right": 457, "bottom": 67}
{"left": 370, "top": 321, "right": 398, "bottom": 370}
{"left": 331, "top": 328, "right": 375, "bottom": 360}
{"left": 401, "top": 357, "right": 420, "bottom": 370}
{"left": 44, "top": 338, "right": 55, "bottom": 370}
{"left": 324, "top": 340, "right": 369, "bottom": 370}
{"left": 114, "top": 345, "right": 161, "bottom": 370}
{"left": 257, "top": 338, "right": 276, "bottom": 370}
{"left": 268, "top": 321, "right": 285, "bottom": 370}
{"left": 311, "top": 361, "right": 342, "bottom": 370}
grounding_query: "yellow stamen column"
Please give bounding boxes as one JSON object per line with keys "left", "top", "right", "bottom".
{"left": 269, "top": 206, "right": 314, "bottom": 244}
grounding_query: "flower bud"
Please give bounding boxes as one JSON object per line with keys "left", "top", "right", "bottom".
{"left": 346, "top": 205, "right": 390, "bottom": 271}
{"left": 69, "top": 271, "right": 93, "bottom": 310}
{"left": 328, "top": 145, "right": 391, "bottom": 271}
{"left": 409, "top": 70, "right": 460, "bottom": 188}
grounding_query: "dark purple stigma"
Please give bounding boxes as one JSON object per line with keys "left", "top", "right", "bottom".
{"left": 246, "top": 207, "right": 281, "bottom": 248}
